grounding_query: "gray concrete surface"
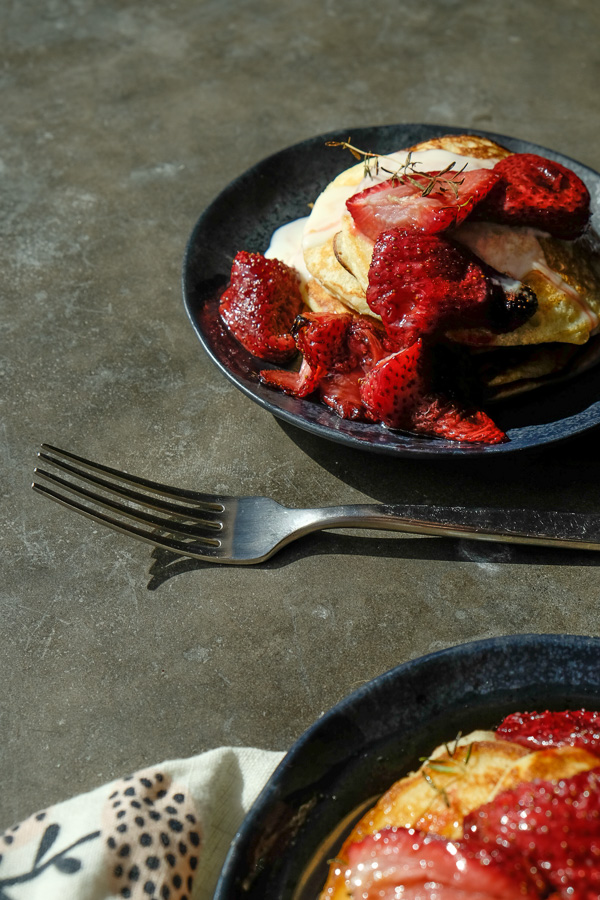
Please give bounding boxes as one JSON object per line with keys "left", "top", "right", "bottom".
{"left": 2, "top": 0, "right": 600, "bottom": 832}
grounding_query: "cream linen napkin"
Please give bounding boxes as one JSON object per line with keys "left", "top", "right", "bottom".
{"left": 0, "top": 747, "right": 285, "bottom": 900}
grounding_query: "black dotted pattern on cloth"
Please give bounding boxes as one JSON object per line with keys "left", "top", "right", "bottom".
{"left": 103, "top": 771, "right": 202, "bottom": 900}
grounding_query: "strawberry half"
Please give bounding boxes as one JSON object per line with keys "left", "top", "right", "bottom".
{"left": 260, "top": 312, "right": 389, "bottom": 420}
{"left": 259, "top": 357, "right": 323, "bottom": 397}
{"left": 411, "top": 396, "right": 507, "bottom": 444}
{"left": 292, "top": 311, "right": 389, "bottom": 371}
{"left": 359, "top": 341, "right": 507, "bottom": 442}
{"left": 464, "top": 767, "right": 600, "bottom": 898}
{"left": 346, "top": 167, "right": 498, "bottom": 241}
{"left": 359, "top": 341, "right": 428, "bottom": 429}
{"left": 219, "top": 251, "right": 303, "bottom": 363}
{"left": 475, "top": 152, "right": 591, "bottom": 239}
{"left": 366, "top": 228, "right": 537, "bottom": 347}
{"left": 293, "top": 312, "right": 355, "bottom": 370}
{"left": 495, "top": 709, "right": 600, "bottom": 755}
{"left": 344, "top": 827, "right": 540, "bottom": 899}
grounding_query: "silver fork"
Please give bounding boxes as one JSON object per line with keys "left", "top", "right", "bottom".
{"left": 32, "top": 444, "right": 600, "bottom": 564}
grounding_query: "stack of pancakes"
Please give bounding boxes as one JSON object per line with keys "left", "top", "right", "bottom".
{"left": 300, "top": 135, "right": 600, "bottom": 399}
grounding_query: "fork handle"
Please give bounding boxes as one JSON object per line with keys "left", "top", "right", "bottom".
{"left": 295, "top": 504, "right": 600, "bottom": 551}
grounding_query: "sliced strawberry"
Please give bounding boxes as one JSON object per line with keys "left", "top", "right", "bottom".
{"left": 261, "top": 311, "right": 390, "bottom": 418}
{"left": 293, "top": 312, "right": 354, "bottom": 370}
{"left": 475, "top": 153, "right": 591, "bottom": 239}
{"left": 293, "top": 311, "right": 389, "bottom": 371}
{"left": 298, "top": 313, "right": 389, "bottom": 419}
{"left": 346, "top": 314, "right": 391, "bottom": 368}
{"left": 346, "top": 168, "right": 498, "bottom": 241}
{"left": 344, "top": 827, "right": 540, "bottom": 899}
{"left": 359, "top": 341, "right": 428, "bottom": 429}
{"left": 495, "top": 709, "right": 600, "bottom": 755}
{"left": 366, "top": 228, "right": 537, "bottom": 348}
{"left": 366, "top": 229, "right": 490, "bottom": 346}
{"left": 219, "top": 251, "right": 303, "bottom": 363}
{"left": 358, "top": 341, "right": 506, "bottom": 442}
{"left": 411, "top": 396, "right": 507, "bottom": 444}
{"left": 463, "top": 767, "right": 600, "bottom": 898}
{"left": 259, "top": 357, "right": 322, "bottom": 397}
{"left": 258, "top": 291, "right": 507, "bottom": 443}
{"left": 319, "top": 370, "right": 367, "bottom": 420}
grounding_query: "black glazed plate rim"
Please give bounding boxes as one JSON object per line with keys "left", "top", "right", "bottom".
{"left": 213, "top": 633, "right": 600, "bottom": 899}
{"left": 182, "top": 124, "right": 600, "bottom": 458}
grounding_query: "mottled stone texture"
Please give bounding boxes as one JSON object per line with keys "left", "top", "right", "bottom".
{"left": 1, "top": 0, "right": 600, "bottom": 829}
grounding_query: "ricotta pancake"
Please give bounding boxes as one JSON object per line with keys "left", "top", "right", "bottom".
{"left": 302, "top": 138, "right": 505, "bottom": 317}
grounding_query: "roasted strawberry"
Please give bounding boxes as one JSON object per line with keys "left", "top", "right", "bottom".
{"left": 475, "top": 152, "right": 591, "bottom": 239}
{"left": 219, "top": 251, "right": 303, "bottom": 363}
{"left": 259, "top": 357, "right": 323, "bottom": 397}
{"left": 358, "top": 340, "right": 506, "bottom": 442}
{"left": 344, "top": 827, "right": 540, "bottom": 899}
{"left": 347, "top": 314, "right": 392, "bottom": 367}
{"left": 292, "top": 311, "right": 389, "bottom": 371}
{"left": 292, "top": 312, "right": 354, "bottom": 370}
{"left": 359, "top": 341, "right": 428, "bottom": 429}
{"left": 496, "top": 709, "right": 600, "bottom": 755}
{"left": 411, "top": 396, "right": 507, "bottom": 444}
{"left": 319, "top": 370, "right": 368, "bottom": 420}
{"left": 346, "top": 167, "right": 498, "bottom": 241}
{"left": 464, "top": 767, "right": 600, "bottom": 899}
{"left": 252, "top": 252, "right": 511, "bottom": 443}
{"left": 366, "top": 228, "right": 536, "bottom": 347}
{"left": 261, "top": 312, "right": 389, "bottom": 417}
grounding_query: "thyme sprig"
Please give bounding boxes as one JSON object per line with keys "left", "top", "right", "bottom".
{"left": 421, "top": 769, "right": 451, "bottom": 807}
{"left": 445, "top": 732, "right": 462, "bottom": 757}
{"left": 325, "top": 138, "right": 469, "bottom": 202}
{"left": 418, "top": 735, "right": 474, "bottom": 808}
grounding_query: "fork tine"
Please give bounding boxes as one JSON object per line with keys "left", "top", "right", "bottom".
{"left": 31, "top": 479, "right": 227, "bottom": 562}
{"left": 36, "top": 450, "right": 223, "bottom": 525}
{"left": 32, "top": 445, "right": 249, "bottom": 563}
{"left": 38, "top": 444, "right": 227, "bottom": 509}
{"left": 32, "top": 467, "right": 223, "bottom": 544}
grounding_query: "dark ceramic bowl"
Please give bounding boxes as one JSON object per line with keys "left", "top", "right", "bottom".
{"left": 182, "top": 124, "right": 600, "bottom": 458}
{"left": 213, "top": 633, "right": 600, "bottom": 899}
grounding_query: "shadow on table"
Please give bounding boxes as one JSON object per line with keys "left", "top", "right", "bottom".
{"left": 274, "top": 419, "right": 600, "bottom": 513}
{"left": 146, "top": 528, "right": 600, "bottom": 590}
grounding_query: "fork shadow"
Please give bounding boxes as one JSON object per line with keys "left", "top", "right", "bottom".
{"left": 146, "top": 530, "right": 600, "bottom": 590}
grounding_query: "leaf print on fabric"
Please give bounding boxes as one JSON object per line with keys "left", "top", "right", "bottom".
{"left": 32, "top": 823, "right": 59, "bottom": 867}
{"left": 0, "top": 821, "right": 99, "bottom": 899}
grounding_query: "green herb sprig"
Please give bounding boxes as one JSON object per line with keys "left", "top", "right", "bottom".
{"left": 325, "top": 138, "right": 469, "bottom": 202}
{"left": 417, "top": 734, "right": 475, "bottom": 808}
